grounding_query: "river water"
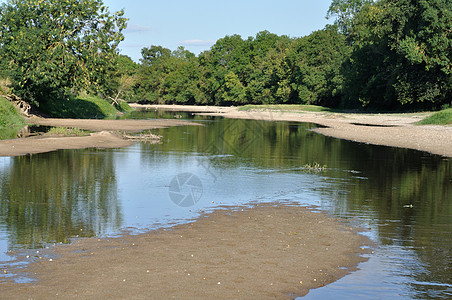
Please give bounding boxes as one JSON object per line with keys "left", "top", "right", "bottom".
{"left": 0, "top": 110, "right": 451, "bottom": 299}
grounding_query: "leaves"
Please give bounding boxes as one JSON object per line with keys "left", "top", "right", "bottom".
{"left": 0, "top": 0, "right": 127, "bottom": 105}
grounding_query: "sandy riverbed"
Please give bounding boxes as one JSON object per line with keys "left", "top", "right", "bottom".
{"left": 0, "top": 117, "right": 199, "bottom": 156}
{"left": 2, "top": 103, "right": 446, "bottom": 298}
{"left": 1, "top": 204, "right": 371, "bottom": 299}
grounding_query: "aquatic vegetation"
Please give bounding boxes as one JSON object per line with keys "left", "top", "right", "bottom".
{"left": 303, "top": 162, "right": 327, "bottom": 173}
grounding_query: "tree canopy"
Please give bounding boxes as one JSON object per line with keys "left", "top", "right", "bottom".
{"left": 0, "top": 0, "right": 450, "bottom": 111}
{"left": 123, "top": 0, "right": 450, "bottom": 110}
{"left": 0, "top": 0, "right": 127, "bottom": 105}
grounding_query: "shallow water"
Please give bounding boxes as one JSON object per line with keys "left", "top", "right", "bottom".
{"left": 0, "top": 112, "right": 451, "bottom": 298}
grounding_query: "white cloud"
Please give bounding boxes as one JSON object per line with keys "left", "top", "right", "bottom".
{"left": 179, "top": 39, "right": 216, "bottom": 47}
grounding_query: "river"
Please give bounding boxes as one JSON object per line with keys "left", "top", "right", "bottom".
{"left": 0, "top": 109, "right": 451, "bottom": 299}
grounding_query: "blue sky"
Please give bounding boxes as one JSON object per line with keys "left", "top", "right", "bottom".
{"left": 104, "top": 0, "right": 335, "bottom": 61}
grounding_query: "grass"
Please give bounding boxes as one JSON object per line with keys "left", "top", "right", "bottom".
{"left": 0, "top": 96, "right": 26, "bottom": 139}
{"left": 417, "top": 108, "right": 452, "bottom": 125}
{"left": 46, "top": 127, "right": 91, "bottom": 137}
{"left": 40, "top": 95, "right": 121, "bottom": 119}
{"left": 114, "top": 100, "right": 134, "bottom": 113}
{"left": 238, "top": 104, "right": 335, "bottom": 113}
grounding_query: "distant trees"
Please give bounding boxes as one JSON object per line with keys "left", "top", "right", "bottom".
{"left": 128, "top": 0, "right": 450, "bottom": 110}
{"left": 131, "top": 28, "right": 349, "bottom": 107}
{"left": 0, "top": 0, "right": 127, "bottom": 105}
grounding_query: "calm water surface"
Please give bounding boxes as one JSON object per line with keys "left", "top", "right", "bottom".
{"left": 0, "top": 110, "right": 451, "bottom": 299}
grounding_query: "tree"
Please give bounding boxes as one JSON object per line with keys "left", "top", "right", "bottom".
{"left": 104, "top": 55, "right": 138, "bottom": 104}
{"left": 342, "top": 0, "right": 452, "bottom": 109}
{"left": 0, "top": 0, "right": 127, "bottom": 105}
{"left": 288, "top": 26, "right": 351, "bottom": 106}
{"left": 140, "top": 45, "right": 172, "bottom": 67}
{"left": 326, "top": 0, "right": 373, "bottom": 36}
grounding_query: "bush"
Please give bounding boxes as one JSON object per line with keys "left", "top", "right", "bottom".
{"left": 40, "top": 95, "right": 121, "bottom": 119}
{"left": 0, "top": 96, "right": 26, "bottom": 139}
{"left": 114, "top": 100, "right": 134, "bottom": 113}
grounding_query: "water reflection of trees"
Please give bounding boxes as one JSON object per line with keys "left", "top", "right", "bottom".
{"left": 340, "top": 152, "right": 452, "bottom": 292}
{"left": 0, "top": 149, "right": 122, "bottom": 250}
{"left": 143, "top": 117, "right": 452, "bottom": 295}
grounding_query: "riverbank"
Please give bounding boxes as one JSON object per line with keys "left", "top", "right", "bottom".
{"left": 1, "top": 204, "right": 371, "bottom": 299}
{"left": 0, "top": 117, "right": 199, "bottom": 156}
{"left": 135, "top": 104, "right": 452, "bottom": 158}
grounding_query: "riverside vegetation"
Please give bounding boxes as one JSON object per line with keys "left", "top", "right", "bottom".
{"left": 0, "top": 0, "right": 451, "bottom": 135}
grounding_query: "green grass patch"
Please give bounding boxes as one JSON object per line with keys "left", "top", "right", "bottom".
{"left": 417, "top": 108, "right": 452, "bottom": 125}
{"left": 0, "top": 96, "right": 26, "bottom": 139}
{"left": 114, "top": 100, "right": 134, "bottom": 113}
{"left": 238, "top": 104, "right": 335, "bottom": 112}
{"left": 46, "top": 127, "right": 91, "bottom": 137}
{"left": 40, "top": 95, "right": 120, "bottom": 119}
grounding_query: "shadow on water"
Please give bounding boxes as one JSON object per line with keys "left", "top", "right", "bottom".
{"left": 0, "top": 111, "right": 451, "bottom": 298}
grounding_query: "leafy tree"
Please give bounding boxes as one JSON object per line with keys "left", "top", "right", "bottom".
{"left": 221, "top": 71, "right": 246, "bottom": 104}
{"left": 288, "top": 26, "right": 351, "bottom": 106}
{"left": 198, "top": 35, "right": 250, "bottom": 104}
{"left": 0, "top": 0, "right": 127, "bottom": 105}
{"left": 326, "top": 0, "right": 373, "bottom": 36}
{"left": 140, "top": 45, "right": 172, "bottom": 67}
{"left": 135, "top": 46, "right": 202, "bottom": 104}
{"left": 104, "top": 55, "right": 138, "bottom": 104}
{"left": 343, "top": 0, "right": 452, "bottom": 109}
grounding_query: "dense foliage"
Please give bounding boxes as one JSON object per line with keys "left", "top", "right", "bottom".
{"left": 122, "top": 0, "right": 450, "bottom": 110}
{"left": 0, "top": 96, "right": 25, "bottom": 139}
{"left": 0, "top": 0, "right": 450, "bottom": 111}
{"left": 341, "top": 0, "right": 452, "bottom": 109}
{"left": 128, "top": 28, "right": 350, "bottom": 107}
{"left": 0, "top": 0, "right": 127, "bottom": 105}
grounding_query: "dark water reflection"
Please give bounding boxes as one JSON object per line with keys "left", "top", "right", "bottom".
{"left": 0, "top": 113, "right": 451, "bottom": 298}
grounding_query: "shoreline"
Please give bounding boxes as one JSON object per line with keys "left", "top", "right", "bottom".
{"left": 136, "top": 104, "right": 452, "bottom": 158}
{"left": 1, "top": 204, "right": 371, "bottom": 299}
{"left": 0, "top": 105, "right": 381, "bottom": 298}
{"left": 3, "top": 104, "right": 450, "bottom": 158}
{"left": 0, "top": 117, "right": 200, "bottom": 157}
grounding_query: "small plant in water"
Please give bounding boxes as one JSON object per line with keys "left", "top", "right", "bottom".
{"left": 303, "top": 162, "right": 327, "bottom": 173}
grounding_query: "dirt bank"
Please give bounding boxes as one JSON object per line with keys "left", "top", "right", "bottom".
{"left": 0, "top": 117, "right": 201, "bottom": 157}
{"left": 0, "top": 131, "right": 132, "bottom": 156}
{"left": 28, "top": 116, "right": 197, "bottom": 132}
{"left": 139, "top": 104, "right": 452, "bottom": 158}
{"left": 1, "top": 204, "right": 371, "bottom": 299}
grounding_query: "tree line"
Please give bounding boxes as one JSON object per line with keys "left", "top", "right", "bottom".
{"left": 123, "top": 0, "right": 451, "bottom": 110}
{"left": 1, "top": 0, "right": 451, "bottom": 111}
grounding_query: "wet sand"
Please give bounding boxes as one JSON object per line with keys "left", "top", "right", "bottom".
{"left": 138, "top": 104, "right": 452, "bottom": 158}
{"left": 1, "top": 204, "right": 371, "bottom": 299}
{"left": 0, "top": 117, "right": 200, "bottom": 157}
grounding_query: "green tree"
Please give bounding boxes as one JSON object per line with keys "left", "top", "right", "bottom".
{"left": 327, "top": 0, "right": 373, "bottom": 35}
{"left": 140, "top": 45, "right": 172, "bottom": 67}
{"left": 104, "top": 55, "right": 138, "bottom": 104}
{"left": 0, "top": 0, "right": 127, "bottom": 105}
{"left": 288, "top": 26, "right": 351, "bottom": 106}
{"left": 343, "top": 0, "right": 452, "bottom": 109}
{"left": 221, "top": 71, "right": 246, "bottom": 104}
{"left": 135, "top": 46, "right": 202, "bottom": 104}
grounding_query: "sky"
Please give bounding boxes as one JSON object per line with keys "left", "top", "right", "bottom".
{"left": 103, "top": 0, "right": 335, "bottom": 61}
